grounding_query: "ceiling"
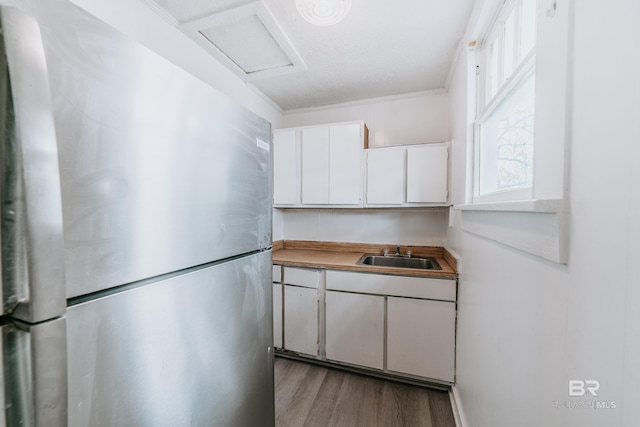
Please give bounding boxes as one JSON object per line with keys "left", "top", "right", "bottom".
{"left": 142, "top": 0, "right": 475, "bottom": 111}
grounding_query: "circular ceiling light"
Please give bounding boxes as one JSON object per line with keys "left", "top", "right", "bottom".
{"left": 295, "top": 0, "right": 352, "bottom": 26}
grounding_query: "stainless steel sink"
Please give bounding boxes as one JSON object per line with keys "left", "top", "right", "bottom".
{"left": 356, "top": 254, "right": 442, "bottom": 270}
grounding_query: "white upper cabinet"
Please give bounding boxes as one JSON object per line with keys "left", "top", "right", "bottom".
{"left": 406, "top": 144, "right": 448, "bottom": 203}
{"left": 365, "top": 142, "right": 449, "bottom": 207}
{"left": 365, "top": 147, "right": 405, "bottom": 205}
{"left": 273, "top": 129, "right": 299, "bottom": 205}
{"left": 273, "top": 121, "right": 366, "bottom": 208}
{"left": 301, "top": 126, "right": 330, "bottom": 204}
{"left": 329, "top": 123, "right": 362, "bottom": 205}
{"left": 273, "top": 122, "right": 448, "bottom": 208}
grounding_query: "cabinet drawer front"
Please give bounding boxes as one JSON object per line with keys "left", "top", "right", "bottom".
{"left": 326, "top": 270, "right": 455, "bottom": 301}
{"left": 283, "top": 267, "right": 321, "bottom": 288}
{"left": 272, "top": 265, "right": 282, "bottom": 283}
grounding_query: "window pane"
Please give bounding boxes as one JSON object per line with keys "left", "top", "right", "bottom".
{"left": 488, "top": 35, "right": 501, "bottom": 99}
{"left": 504, "top": 8, "right": 516, "bottom": 79}
{"left": 479, "top": 71, "right": 535, "bottom": 195}
{"left": 521, "top": 0, "right": 537, "bottom": 57}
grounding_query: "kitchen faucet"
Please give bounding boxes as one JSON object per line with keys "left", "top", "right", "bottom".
{"left": 383, "top": 244, "right": 412, "bottom": 257}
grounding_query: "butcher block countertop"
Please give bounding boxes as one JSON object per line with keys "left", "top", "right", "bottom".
{"left": 272, "top": 240, "right": 458, "bottom": 279}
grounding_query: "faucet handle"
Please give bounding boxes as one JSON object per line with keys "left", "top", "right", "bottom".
{"left": 383, "top": 248, "right": 390, "bottom": 256}
{"left": 406, "top": 249, "right": 413, "bottom": 257}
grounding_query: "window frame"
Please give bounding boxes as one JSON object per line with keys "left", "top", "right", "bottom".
{"left": 454, "top": 0, "right": 571, "bottom": 264}
{"left": 473, "top": 0, "right": 538, "bottom": 204}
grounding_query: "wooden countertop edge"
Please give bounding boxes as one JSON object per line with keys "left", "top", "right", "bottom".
{"left": 271, "top": 240, "right": 458, "bottom": 279}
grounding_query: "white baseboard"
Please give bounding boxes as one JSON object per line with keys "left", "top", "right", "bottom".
{"left": 449, "top": 386, "right": 469, "bottom": 427}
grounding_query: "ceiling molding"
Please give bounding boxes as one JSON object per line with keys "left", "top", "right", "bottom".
{"left": 179, "top": 1, "right": 307, "bottom": 81}
{"left": 284, "top": 89, "right": 449, "bottom": 115}
{"left": 138, "top": 0, "right": 180, "bottom": 26}
{"left": 247, "top": 83, "right": 285, "bottom": 115}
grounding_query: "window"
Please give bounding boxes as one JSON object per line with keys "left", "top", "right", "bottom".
{"left": 457, "top": 0, "right": 570, "bottom": 263}
{"left": 474, "top": 0, "right": 538, "bottom": 203}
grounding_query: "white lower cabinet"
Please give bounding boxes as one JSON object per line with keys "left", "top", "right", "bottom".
{"left": 273, "top": 283, "right": 283, "bottom": 349}
{"left": 273, "top": 266, "right": 283, "bottom": 349}
{"left": 282, "top": 267, "right": 321, "bottom": 356}
{"left": 284, "top": 285, "right": 319, "bottom": 356}
{"left": 325, "top": 270, "right": 456, "bottom": 383}
{"left": 275, "top": 265, "right": 456, "bottom": 383}
{"left": 387, "top": 297, "right": 456, "bottom": 382}
{"left": 325, "top": 291, "right": 384, "bottom": 369}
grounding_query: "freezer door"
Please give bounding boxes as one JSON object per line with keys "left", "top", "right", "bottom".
{"left": 26, "top": 0, "right": 272, "bottom": 298}
{"left": 0, "top": 318, "right": 67, "bottom": 427}
{"left": 0, "top": 7, "right": 66, "bottom": 323}
{"left": 66, "top": 251, "right": 274, "bottom": 427}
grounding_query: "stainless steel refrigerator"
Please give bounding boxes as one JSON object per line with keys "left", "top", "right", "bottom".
{"left": 0, "top": 1, "right": 274, "bottom": 425}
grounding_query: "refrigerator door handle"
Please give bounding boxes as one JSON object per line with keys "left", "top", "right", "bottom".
{"left": 1, "top": 7, "right": 66, "bottom": 323}
{"left": 1, "top": 317, "right": 68, "bottom": 427}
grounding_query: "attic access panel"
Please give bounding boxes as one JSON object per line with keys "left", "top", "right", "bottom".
{"left": 180, "top": 1, "right": 307, "bottom": 81}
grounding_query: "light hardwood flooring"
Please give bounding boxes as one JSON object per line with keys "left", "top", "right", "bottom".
{"left": 274, "top": 357, "right": 456, "bottom": 427}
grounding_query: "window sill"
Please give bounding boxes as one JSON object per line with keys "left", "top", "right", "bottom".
{"left": 453, "top": 199, "right": 568, "bottom": 264}
{"left": 453, "top": 198, "right": 565, "bottom": 213}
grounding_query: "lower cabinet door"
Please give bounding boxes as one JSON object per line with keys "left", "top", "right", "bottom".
{"left": 284, "top": 285, "right": 318, "bottom": 356}
{"left": 387, "top": 297, "right": 456, "bottom": 382}
{"left": 273, "top": 283, "right": 283, "bottom": 349}
{"left": 325, "top": 291, "right": 384, "bottom": 369}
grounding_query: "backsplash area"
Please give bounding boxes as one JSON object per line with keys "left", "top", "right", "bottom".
{"left": 274, "top": 209, "right": 447, "bottom": 245}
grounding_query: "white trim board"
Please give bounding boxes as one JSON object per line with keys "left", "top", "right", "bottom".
{"left": 454, "top": 198, "right": 565, "bottom": 213}
{"left": 284, "top": 89, "right": 448, "bottom": 115}
{"left": 449, "top": 386, "right": 469, "bottom": 427}
{"left": 460, "top": 209, "right": 568, "bottom": 264}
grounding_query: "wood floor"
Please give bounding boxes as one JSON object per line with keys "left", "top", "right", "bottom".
{"left": 274, "top": 357, "right": 456, "bottom": 427}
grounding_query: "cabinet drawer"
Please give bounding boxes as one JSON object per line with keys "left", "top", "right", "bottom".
{"left": 283, "top": 267, "right": 321, "bottom": 288}
{"left": 325, "top": 270, "right": 456, "bottom": 301}
{"left": 272, "top": 265, "right": 282, "bottom": 283}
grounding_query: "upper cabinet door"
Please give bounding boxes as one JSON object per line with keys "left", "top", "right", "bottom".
{"left": 301, "top": 126, "right": 330, "bottom": 204}
{"left": 273, "top": 130, "right": 298, "bottom": 205}
{"left": 329, "top": 124, "right": 362, "bottom": 205}
{"left": 406, "top": 144, "right": 448, "bottom": 203}
{"left": 366, "top": 148, "right": 405, "bottom": 205}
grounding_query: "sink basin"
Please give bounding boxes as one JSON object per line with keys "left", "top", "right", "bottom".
{"left": 356, "top": 254, "right": 442, "bottom": 270}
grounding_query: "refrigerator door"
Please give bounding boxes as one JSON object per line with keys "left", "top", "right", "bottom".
{"left": 28, "top": 0, "right": 272, "bottom": 299}
{"left": 66, "top": 251, "right": 274, "bottom": 427}
{"left": 0, "top": 318, "right": 67, "bottom": 427}
{"left": 0, "top": 6, "right": 66, "bottom": 323}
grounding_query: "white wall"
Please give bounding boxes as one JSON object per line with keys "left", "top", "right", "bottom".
{"left": 67, "top": 0, "right": 283, "bottom": 126}
{"left": 448, "top": 1, "right": 640, "bottom": 427}
{"left": 277, "top": 92, "right": 450, "bottom": 246}
{"left": 279, "top": 209, "right": 447, "bottom": 246}
{"left": 273, "top": 208, "right": 284, "bottom": 241}
{"left": 283, "top": 91, "right": 448, "bottom": 147}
